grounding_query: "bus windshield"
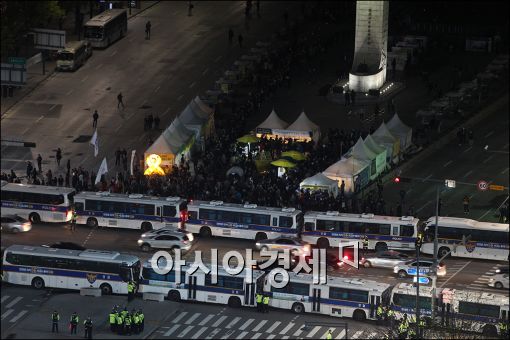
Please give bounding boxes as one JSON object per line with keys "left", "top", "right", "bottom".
{"left": 84, "top": 26, "right": 103, "bottom": 39}
{"left": 57, "top": 52, "right": 74, "bottom": 61}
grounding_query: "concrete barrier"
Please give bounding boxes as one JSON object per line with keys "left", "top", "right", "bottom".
{"left": 143, "top": 292, "right": 165, "bottom": 302}
{"left": 80, "top": 287, "right": 102, "bottom": 297}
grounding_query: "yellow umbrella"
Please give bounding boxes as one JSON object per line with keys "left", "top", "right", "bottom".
{"left": 237, "top": 134, "right": 260, "bottom": 144}
{"left": 281, "top": 150, "right": 306, "bottom": 161}
{"left": 271, "top": 159, "right": 296, "bottom": 168}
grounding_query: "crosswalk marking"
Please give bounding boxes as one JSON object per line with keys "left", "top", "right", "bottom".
{"left": 267, "top": 335, "right": 276, "bottom": 339}
{"left": 369, "top": 332, "right": 378, "bottom": 338}
{"left": 251, "top": 333, "right": 262, "bottom": 339}
{"left": 351, "top": 330, "right": 364, "bottom": 339}
{"left": 307, "top": 326, "right": 322, "bottom": 338}
{"left": 164, "top": 324, "right": 180, "bottom": 336}
{"left": 205, "top": 328, "right": 221, "bottom": 339}
{"left": 280, "top": 322, "right": 295, "bottom": 334}
{"left": 239, "top": 318, "right": 255, "bottom": 330}
{"left": 171, "top": 312, "right": 188, "bottom": 324}
{"left": 5, "top": 296, "right": 23, "bottom": 309}
{"left": 185, "top": 313, "right": 201, "bottom": 325}
{"left": 212, "top": 315, "right": 228, "bottom": 327}
{"left": 282, "top": 336, "right": 289, "bottom": 339}
{"left": 1, "top": 309, "right": 14, "bottom": 320}
{"left": 198, "top": 314, "right": 215, "bottom": 326}
{"left": 320, "top": 329, "right": 336, "bottom": 339}
{"left": 191, "top": 326, "right": 208, "bottom": 339}
{"left": 238, "top": 331, "right": 248, "bottom": 338}
{"left": 266, "top": 321, "right": 281, "bottom": 333}
{"left": 178, "top": 325, "right": 194, "bottom": 337}
{"left": 225, "top": 316, "right": 242, "bottom": 328}
{"left": 293, "top": 327, "right": 304, "bottom": 337}
{"left": 9, "top": 310, "right": 28, "bottom": 323}
{"left": 1, "top": 296, "right": 10, "bottom": 304}
{"left": 252, "top": 320, "right": 267, "bottom": 332}
{"left": 336, "top": 329, "right": 346, "bottom": 339}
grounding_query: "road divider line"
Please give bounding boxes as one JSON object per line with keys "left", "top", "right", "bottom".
{"left": 189, "top": 81, "right": 195, "bottom": 89}
{"left": 482, "top": 155, "right": 494, "bottom": 163}
{"left": 66, "top": 89, "right": 74, "bottom": 96}
{"left": 463, "top": 170, "right": 473, "bottom": 178}
{"left": 177, "top": 94, "right": 183, "bottom": 101}
{"left": 36, "top": 115, "right": 44, "bottom": 123}
{"left": 22, "top": 126, "right": 31, "bottom": 135}
{"left": 80, "top": 75, "right": 89, "bottom": 82}
{"left": 202, "top": 68, "right": 209, "bottom": 76}
{"left": 416, "top": 201, "right": 432, "bottom": 213}
{"left": 462, "top": 146, "right": 472, "bottom": 153}
{"left": 478, "top": 208, "right": 493, "bottom": 221}
{"left": 214, "top": 55, "right": 222, "bottom": 62}
{"left": 443, "top": 160, "right": 453, "bottom": 167}
{"left": 110, "top": 50, "right": 117, "bottom": 57}
{"left": 49, "top": 104, "right": 57, "bottom": 111}
{"left": 502, "top": 168, "right": 509, "bottom": 174}
{"left": 95, "top": 63, "right": 103, "bottom": 69}
{"left": 162, "top": 106, "right": 171, "bottom": 117}
{"left": 154, "top": 86, "right": 161, "bottom": 93}
{"left": 484, "top": 130, "right": 494, "bottom": 138}
{"left": 439, "top": 260, "right": 472, "bottom": 288}
{"left": 422, "top": 174, "right": 433, "bottom": 182}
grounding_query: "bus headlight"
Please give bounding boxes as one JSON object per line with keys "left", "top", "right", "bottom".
{"left": 137, "top": 239, "right": 143, "bottom": 245}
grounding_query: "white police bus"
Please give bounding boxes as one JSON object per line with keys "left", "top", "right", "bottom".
{"left": 186, "top": 201, "right": 304, "bottom": 241}
{"left": 263, "top": 272, "right": 392, "bottom": 321}
{"left": 1, "top": 245, "right": 140, "bottom": 295}
{"left": 302, "top": 211, "right": 420, "bottom": 251}
{"left": 139, "top": 262, "right": 264, "bottom": 308}
{"left": 84, "top": 9, "right": 127, "bottom": 48}
{"left": 421, "top": 217, "right": 509, "bottom": 261}
{"left": 74, "top": 192, "right": 187, "bottom": 231}
{"left": 1, "top": 181, "right": 75, "bottom": 223}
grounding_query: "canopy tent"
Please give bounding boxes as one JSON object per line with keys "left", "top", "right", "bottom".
{"left": 323, "top": 156, "right": 370, "bottom": 194}
{"left": 387, "top": 113, "right": 413, "bottom": 151}
{"left": 300, "top": 172, "right": 339, "bottom": 197}
{"left": 281, "top": 111, "right": 321, "bottom": 142}
{"left": 364, "top": 134, "right": 388, "bottom": 173}
{"left": 179, "top": 96, "right": 215, "bottom": 142}
{"left": 373, "top": 122, "right": 401, "bottom": 164}
{"left": 255, "top": 109, "right": 289, "bottom": 138}
{"left": 348, "top": 137, "right": 378, "bottom": 179}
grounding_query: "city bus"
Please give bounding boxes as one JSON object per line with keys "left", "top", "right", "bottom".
{"left": 301, "top": 211, "right": 420, "bottom": 251}
{"left": 56, "top": 40, "right": 92, "bottom": 71}
{"left": 74, "top": 192, "right": 187, "bottom": 231}
{"left": 139, "top": 262, "right": 264, "bottom": 308}
{"left": 1, "top": 181, "right": 75, "bottom": 223}
{"left": 186, "top": 200, "right": 304, "bottom": 241}
{"left": 84, "top": 9, "right": 127, "bottom": 48}
{"left": 1, "top": 245, "right": 141, "bottom": 295}
{"left": 421, "top": 217, "right": 509, "bottom": 261}
{"left": 263, "top": 272, "right": 392, "bottom": 321}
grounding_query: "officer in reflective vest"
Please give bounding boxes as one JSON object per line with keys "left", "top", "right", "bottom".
{"left": 407, "top": 325, "right": 416, "bottom": 339}
{"left": 132, "top": 312, "right": 139, "bottom": 334}
{"left": 398, "top": 314, "right": 408, "bottom": 339}
{"left": 83, "top": 317, "right": 93, "bottom": 339}
{"left": 418, "top": 318, "right": 426, "bottom": 337}
{"left": 262, "top": 294, "right": 270, "bottom": 313}
{"left": 362, "top": 235, "right": 369, "bottom": 255}
{"left": 124, "top": 313, "right": 132, "bottom": 335}
{"left": 256, "top": 293, "right": 263, "bottom": 312}
{"left": 70, "top": 312, "right": 79, "bottom": 334}
{"left": 387, "top": 304, "right": 395, "bottom": 328}
{"left": 127, "top": 281, "right": 134, "bottom": 301}
{"left": 116, "top": 312, "right": 123, "bottom": 335}
{"left": 109, "top": 308, "right": 117, "bottom": 332}
{"left": 376, "top": 304, "right": 384, "bottom": 325}
{"left": 138, "top": 309, "right": 145, "bottom": 332}
{"left": 326, "top": 329, "right": 333, "bottom": 339}
{"left": 499, "top": 321, "right": 508, "bottom": 338}
{"left": 51, "top": 310, "right": 60, "bottom": 333}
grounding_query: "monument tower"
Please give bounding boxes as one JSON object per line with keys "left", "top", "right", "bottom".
{"left": 349, "top": 1, "right": 389, "bottom": 93}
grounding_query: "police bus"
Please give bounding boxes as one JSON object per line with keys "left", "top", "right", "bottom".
{"left": 263, "top": 272, "right": 392, "bottom": 321}
{"left": 138, "top": 262, "right": 264, "bottom": 308}
{"left": 186, "top": 201, "right": 303, "bottom": 241}
{"left": 1, "top": 181, "right": 75, "bottom": 223}
{"left": 301, "top": 211, "right": 420, "bottom": 251}
{"left": 84, "top": 9, "right": 127, "bottom": 48}
{"left": 421, "top": 217, "right": 509, "bottom": 261}
{"left": 74, "top": 192, "right": 187, "bottom": 231}
{"left": 1, "top": 245, "right": 141, "bottom": 295}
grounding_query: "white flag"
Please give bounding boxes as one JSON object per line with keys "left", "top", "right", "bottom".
{"left": 130, "top": 150, "right": 136, "bottom": 175}
{"left": 95, "top": 157, "right": 108, "bottom": 185}
{"left": 90, "top": 129, "right": 99, "bottom": 157}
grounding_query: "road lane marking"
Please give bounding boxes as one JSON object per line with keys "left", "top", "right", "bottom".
{"left": 214, "top": 55, "right": 222, "bottom": 62}
{"left": 189, "top": 81, "right": 195, "bottom": 89}
{"left": 1, "top": 309, "right": 14, "bottom": 320}
{"left": 252, "top": 320, "right": 267, "bottom": 332}
{"left": 36, "top": 115, "right": 44, "bottom": 123}
{"left": 336, "top": 329, "right": 346, "bottom": 339}
{"left": 162, "top": 107, "right": 171, "bottom": 117}
{"left": 225, "top": 316, "right": 241, "bottom": 328}
{"left": 351, "top": 330, "right": 364, "bottom": 339}
{"left": 110, "top": 50, "right": 117, "bottom": 57}
{"left": 138, "top": 134, "right": 145, "bottom": 142}
{"left": 266, "top": 321, "right": 281, "bottom": 333}
{"left": 66, "top": 89, "right": 74, "bottom": 96}
{"left": 280, "top": 322, "right": 295, "bottom": 334}
{"left": 266, "top": 335, "right": 276, "bottom": 339}
{"left": 177, "top": 325, "right": 194, "bottom": 337}
{"left": 22, "top": 126, "right": 31, "bottom": 135}
{"left": 443, "top": 160, "right": 453, "bottom": 167}
{"left": 463, "top": 170, "right": 473, "bottom": 178}
{"left": 439, "top": 260, "right": 472, "bottom": 288}
{"left": 482, "top": 155, "right": 494, "bottom": 163}
{"left": 478, "top": 208, "right": 493, "bottom": 220}
{"left": 154, "top": 85, "right": 161, "bottom": 93}
{"left": 202, "top": 68, "right": 209, "bottom": 76}
{"left": 238, "top": 331, "right": 248, "bottom": 339}
{"left": 502, "top": 168, "right": 509, "bottom": 174}
{"left": 239, "top": 319, "right": 254, "bottom": 330}
{"left": 306, "top": 326, "right": 322, "bottom": 338}
{"left": 212, "top": 315, "right": 228, "bottom": 327}
{"left": 191, "top": 327, "right": 208, "bottom": 339}
{"left": 49, "top": 104, "right": 57, "bottom": 111}
{"left": 78, "top": 155, "right": 90, "bottom": 167}
{"left": 484, "top": 130, "right": 494, "bottom": 138}
{"left": 293, "top": 327, "right": 304, "bottom": 337}
{"left": 1, "top": 296, "right": 10, "bottom": 303}
{"left": 198, "top": 314, "right": 215, "bottom": 326}
{"left": 251, "top": 333, "right": 262, "bottom": 339}
{"left": 5, "top": 296, "right": 23, "bottom": 308}
{"left": 171, "top": 311, "right": 187, "bottom": 323}
{"left": 163, "top": 324, "right": 180, "bottom": 336}
{"left": 185, "top": 312, "right": 201, "bottom": 324}
{"left": 177, "top": 94, "right": 183, "bottom": 101}
{"left": 81, "top": 75, "right": 89, "bottom": 82}
{"left": 462, "top": 146, "right": 472, "bottom": 153}
{"left": 416, "top": 201, "right": 433, "bottom": 212}
{"left": 95, "top": 63, "right": 103, "bottom": 70}
{"left": 9, "top": 310, "right": 28, "bottom": 323}
{"left": 422, "top": 174, "right": 433, "bottom": 182}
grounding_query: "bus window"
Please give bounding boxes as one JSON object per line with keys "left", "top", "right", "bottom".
{"left": 400, "top": 225, "right": 414, "bottom": 237}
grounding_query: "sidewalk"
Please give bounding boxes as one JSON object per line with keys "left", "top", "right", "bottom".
{"left": 0, "top": 1, "right": 160, "bottom": 117}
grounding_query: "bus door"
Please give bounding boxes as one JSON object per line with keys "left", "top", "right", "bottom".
{"left": 312, "top": 287, "right": 322, "bottom": 312}
{"left": 369, "top": 295, "right": 379, "bottom": 319}
{"left": 244, "top": 281, "right": 256, "bottom": 306}
{"left": 187, "top": 275, "right": 197, "bottom": 300}
{"left": 156, "top": 206, "right": 163, "bottom": 224}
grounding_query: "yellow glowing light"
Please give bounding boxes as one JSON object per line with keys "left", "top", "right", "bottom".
{"left": 144, "top": 154, "right": 165, "bottom": 176}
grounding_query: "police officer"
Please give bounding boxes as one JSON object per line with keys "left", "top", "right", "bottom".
{"left": 71, "top": 209, "right": 77, "bottom": 231}
{"left": 84, "top": 316, "right": 93, "bottom": 339}
{"left": 127, "top": 281, "right": 134, "bottom": 301}
{"left": 407, "top": 325, "right": 416, "bottom": 339}
{"left": 398, "top": 314, "right": 408, "bottom": 340}
{"left": 116, "top": 312, "right": 123, "bottom": 335}
{"left": 51, "top": 310, "right": 60, "bottom": 333}
{"left": 138, "top": 309, "right": 145, "bottom": 332}
{"left": 124, "top": 312, "right": 132, "bottom": 335}
{"left": 70, "top": 312, "right": 79, "bottom": 334}
{"left": 326, "top": 329, "right": 333, "bottom": 339}
{"left": 387, "top": 305, "right": 395, "bottom": 328}
{"left": 133, "top": 311, "right": 140, "bottom": 334}
{"left": 376, "top": 303, "right": 384, "bottom": 325}
{"left": 262, "top": 293, "right": 270, "bottom": 313}
{"left": 109, "top": 308, "right": 117, "bottom": 332}
{"left": 362, "top": 235, "right": 369, "bottom": 255}
{"left": 256, "top": 292, "right": 263, "bottom": 312}
{"left": 418, "top": 317, "right": 426, "bottom": 338}
{"left": 499, "top": 320, "right": 508, "bottom": 338}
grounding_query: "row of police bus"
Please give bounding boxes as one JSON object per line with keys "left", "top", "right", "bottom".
{"left": 2, "top": 182, "right": 508, "bottom": 262}
{"left": 1, "top": 244, "right": 508, "bottom": 337}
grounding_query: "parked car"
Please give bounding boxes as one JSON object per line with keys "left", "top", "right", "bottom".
{"left": 394, "top": 259, "right": 446, "bottom": 278}
{"left": 255, "top": 236, "right": 311, "bottom": 256}
{"left": 140, "top": 226, "right": 190, "bottom": 239}
{"left": 361, "top": 250, "right": 410, "bottom": 269}
{"left": 138, "top": 230, "right": 194, "bottom": 252}
{"left": 488, "top": 273, "right": 509, "bottom": 289}
{"left": 42, "top": 242, "right": 86, "bottom": 251}
{"left": 1, "top": 215, "right": 31, "bottom": 233}
{"left": 299, "top": 250, "right": 343, "bottom": 269}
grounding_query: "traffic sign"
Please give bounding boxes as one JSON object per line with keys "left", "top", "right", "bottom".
{"left": 489, "top": 184, "right": 505, "bottom": 191}
{"left": 477, "top": 180, "right": 489, "bottom": 191}
{"left": 445, "top": 179, "right": 456, "bottom": 188}
{"left": 413, "top": 276, "right": 430, "bottom": 284}
{"left": 7, "top": 57, "right": 26, "bottom": 65}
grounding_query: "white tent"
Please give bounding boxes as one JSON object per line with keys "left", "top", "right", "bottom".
{"left": 323, "top": 156, "right": 370, "bottom": 194}
{"left": 300, "top": 172, "right": 339, "bottom": 197}
{"left": 364, "top": 134, "right": 388, "bottom": 173}
{"left": 372, "top": 122, "right": 401, "bottom": 164}
{"left": 387, "top": 113, "right": 413, "bottom": 151}
{"left": 283, "top": 111, "right": 321, "bottom": 142}
{"left": 349, "top": 137, "right": 378, "bottom": 179}
{"left": 179, "top": 96, "right": 215, "bottom": 141}
{"left": 255, "top": 108, "right": 289, "bottom": 135}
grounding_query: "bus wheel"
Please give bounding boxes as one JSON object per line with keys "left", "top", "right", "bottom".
{"left": 29, "top": 213, "right": 41, "bottom": 224}
{"left": 495, "top": 282, "right": 503, "bottom": 289}
{"left": 31, "top": 277, "right": 45, "bottom": 290}
{"left": 353, "top": 309, "right": 366, "bottom": 321}
{"left": 199, "top": 227, "right": 212, "bottom": 238}
{"left": 141, "top": 222, "right": 152, "bottom": 232}
{"left": 375, "top": 242, "right": 387, "bottom": 252}
{"left": 255, "top": 233, "right": 267, "bottom": 242}
{"left": 168, "top": 290, "right": 181, "bottom": 302}
{"left": 317, "top": 238, "right": 329, "bottom": 249}
{"left": 86, "top": 217, "right": 98, "bottom": 228}
{"left": 100, "top": 283, "right": 112, "bottom": 295}
{"left": 363, "top": 260, "right": 372, "bottom": 268}
{"left": 228, "top": 297, "right": 242, "bottom": 308}
{"left": 482, "top": 324, "right": 497, "bottom": 337}
{"left": 291, "top": 302, "right": 304, "bottom": 314}
{"left": 438, "top": 247, "right": 450, "bottom": 259}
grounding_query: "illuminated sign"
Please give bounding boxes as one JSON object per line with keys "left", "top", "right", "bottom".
{"left": 144, "top": 154, "right": 165, "bottom": 176}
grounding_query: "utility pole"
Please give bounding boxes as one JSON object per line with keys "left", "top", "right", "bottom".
{"left": 415, "top": 239, "right": 421, "bottom": 337}
{"left": 431, "top": 184, "right": 440, "bottom": 323}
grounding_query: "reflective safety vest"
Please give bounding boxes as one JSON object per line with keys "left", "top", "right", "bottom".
{"left": 138, "top": 313, "right": 144, "bottom": 322}
{"left": 408, "top": 327, "right": 416, "bottom": 336}
{"left": 70, "top": 315, "right": 79, "bottom": 324}
{"left": 263, "top": 296, "right": 269, "bottom": 305}
{"left": 387, "top": 309, "right": 395, "bottom": 317}
{"left": 116, "top": 315, "right": 123, "bottom": 325}
{"left": 326, "top": 332, "right": 332, "bottom": 339}
{"left": 419, "top": 319, "right": 426, "bottom": 327}
{"left": 133, "top": 315, "right": 139, "bottom": 324}
{"left": 121, "top": 310, "right": 128, "bottom": 318}
{"left": 377, "top": 306, "right": 383, "bottom": 316}
{"left": 52, "top": 312, "right": 59, "bottom": 321}
{"left": 256, "top": 294, "right": 263, "bottom": 303}
{"left": 500, "top": 323, "right": 508, "bottom": 331}
{"left": 399, "top": 321, "right": 408, "bottom": 333}
{"left": 109, "top": 313, "right": 116, "bottom": 324}
{"left": 127, "top": 283, "right": 134, "bottom": 293}
{"left": 125, "top": 316, "right": 131, "bottom": 326}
